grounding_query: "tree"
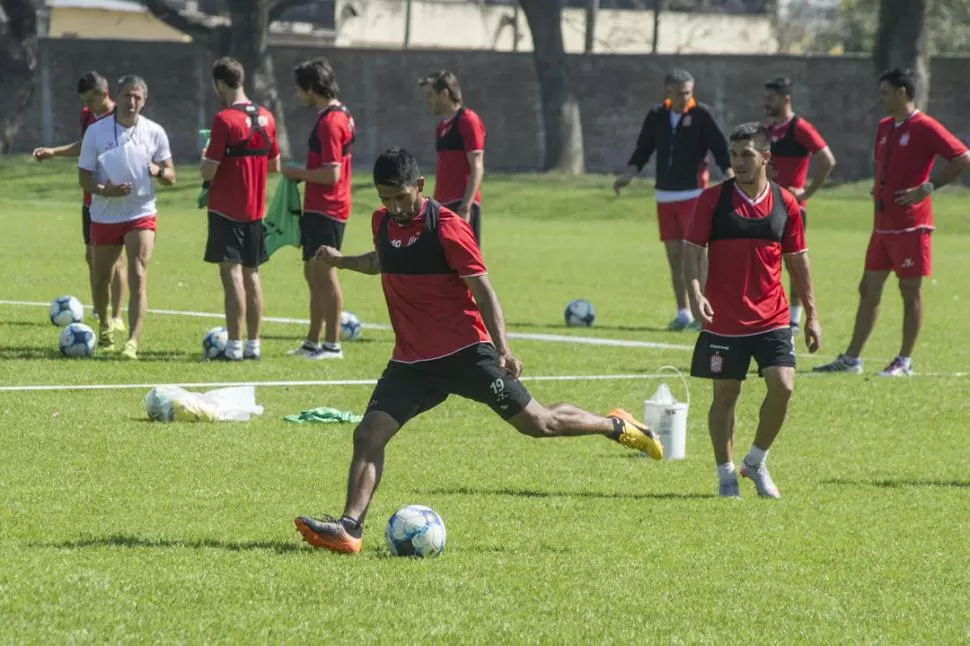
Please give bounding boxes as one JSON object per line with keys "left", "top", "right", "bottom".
{"left": 519, "top": 0, "right": 585, "bottom": 174}
{"left": 142, "top": 0, "right": 315, "bottom": 157}
{"left": 0, "top": 0, "right": 38, "bottom": 153}
{"left": 874, "top": 0, "right": 929, "bottom": 108}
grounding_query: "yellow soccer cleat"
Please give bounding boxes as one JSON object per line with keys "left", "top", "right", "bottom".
{"left": 607, "top": 408, "right": 664, "bottom": 460}
{"left": 120, "top": 340, "right": 138, "bottom": 360}
{"left": 98, "top": 326, "right": 116, "bottom": 353}
{"left": 110, "top": 317, "right": 127, "bottom": 334}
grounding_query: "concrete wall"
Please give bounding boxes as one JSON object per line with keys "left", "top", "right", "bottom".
{"left": 48, "top": 6, "right": 192, "bottom": 42}
{"left": 18, "top": 38, "right": 970, "bottom": 181}
{"left": 335, "top": 0, "right": 778, "bottom": 54}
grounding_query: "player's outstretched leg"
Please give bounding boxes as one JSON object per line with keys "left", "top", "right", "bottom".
{"left": 295, "top": 411, "right": 401, "bottom": 554}
{"left": 506, "top": 400, "right": 664, "bottom": 459}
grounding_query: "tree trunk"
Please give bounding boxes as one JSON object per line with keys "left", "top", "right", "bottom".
{"left": 584, "top": 0, "right": 598, "bottom": 54}
{"left": 519, "top": 0, "right": 585, "bottom": 174}
{"left": 652, "top": 0, "right": 663, "bottom": 55}
{"left": 226, "top": 0, "right": 292, "bottom": 157}
{"left": 874, "top": 0, "right": 929, "bottom": 109}
{"left": 0, "top": 0, "right": 38, "bottom": 153}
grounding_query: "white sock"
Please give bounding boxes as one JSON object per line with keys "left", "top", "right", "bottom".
{"left": 716, "top": 462, "right": 737, "bottom": 483}
{"left": 744, "top": 446, "right": 767, "bottom": 467}
{"left": 245, "top": 339, "right": 260, "bottom": 355}
{"left": 225, "top": 339, "right": 243, "bottom": 359}
{"left": 677, "top": 308, "right": 692, "bottom": 321}
{"left": 790, "top": 305, "right": 802, "bottom": 324}
{"left": 898, "top": 356, "right": 912, "bottom": 369}
{"left": 323, "top": 341, "right": 342, "bottom": 352}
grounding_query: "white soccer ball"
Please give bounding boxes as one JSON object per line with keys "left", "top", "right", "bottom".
{"left": 385, "top": 504, "right": 447, "bottom": 558}
{"left": 202, "top": 326, "right": 228, "bottom": 360}
{"left": 50, "top": 295, "right": 84, "bottom": 327}
{"left": 340, "top": 311, "right": 362, "bottom": 342}
{"left": 564, "top": 299, "right": 596, "bottom": 327}
{"left": 59, "top": 322, "right": 96, "bottom": 358}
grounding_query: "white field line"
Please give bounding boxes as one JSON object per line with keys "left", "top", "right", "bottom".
{"left": 0, "top": 373, "right": 669, "bottom": 393}
{"left": 0, "top": 299, "right": 693, "bottom": 351}
{"left": 0, "top": 371, "right": 965, "bottom": 394}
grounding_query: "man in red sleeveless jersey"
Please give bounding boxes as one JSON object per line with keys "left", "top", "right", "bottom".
{"left": 763, "top": 77, "right": 836, "bottom": 330}
{"left": 685, "top": 123, "right": 821, "bottom": 500}
{"left": 201, "top": 57, "right": 280, "bottom": 361}
{"left": 33, "top": 71, "right": 127, "bottom": 332}
{"left": 419, "top": 70, "right": 485, "bottom": 244}
{"left": 293, "top": 148, "right": 664, "bottom": 555}
{"left": 283, "top": 58, "right": 356, "bottom": 360}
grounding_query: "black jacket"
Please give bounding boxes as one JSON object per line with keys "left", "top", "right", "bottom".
{"left": 628, "top": 101, "right": 731, "bottom": 191}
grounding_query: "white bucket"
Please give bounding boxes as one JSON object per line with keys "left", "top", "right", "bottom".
{"left": 642, "top": 366, "right": 690, "bottom": 461}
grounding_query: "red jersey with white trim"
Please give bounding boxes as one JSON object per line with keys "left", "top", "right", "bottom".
{"left": 80, "top": 106, "right": 113, "bottom": 206}
{"left": 305, "top": 104, "right": 355, "bottom": 222}
{"left": 372, "top": 200, "right": 490, "bottom": 363}
{"left": 687, "top": 181, "right": 806, "bottom": 336}
{"left": 767, "top": 115, "right": 827, "bottom": 191}
{"left": 434, "top": 107, "right": 485, "bottom": 205}
{"left": 204, "top": 103, "right": 279, "bottom": 223}
{"left": 873, "top": 111, "right": 967, "bottom": 232}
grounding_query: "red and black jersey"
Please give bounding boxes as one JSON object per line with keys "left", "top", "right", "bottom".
{"left": 372, "top": 199, "right": 490, "bottom": 363}
{"left": 80, "top": 106, "right": 113, "bottom": 206}
{"left": 433, "top": 107, "right": 485, "bottom": 205}
{"left": 204, "top": 102, "right": 280, "bottom": 223}
{"left": 628, "top": 99, "right": 731, "bottom": 191}
{"left": 872, "top": 111, "right": 967, "bottom": 232}
{"left": 687, "top": 180, "right": 806, "bottom": 336}
{"left": 767, "top": 115, "right": 827, "bottom": 193}
{"left": 305, "top": 103, "right": 356, "bottom": 222}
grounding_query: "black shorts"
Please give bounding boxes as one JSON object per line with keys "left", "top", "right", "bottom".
{"left": 301, "top": 212, "right": 345, "bottom": 260}
{"left": 690, "top": 328, "right": 795, "bottom": 381}
{"left": 443, "top": 201, "right": 481, "bottom": 244}
{"left": 204, "top": 212, "right": 268, "bottom": 268}
{"left": 367, "top": 343, "right": 532, "bottom": 426}
{"left": 82, "top": 206, "right": 92, "bottom": 245}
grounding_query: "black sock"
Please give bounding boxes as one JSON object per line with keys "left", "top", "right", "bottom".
{"left": 339, "top": 515, "right": 363, "bottom": 539}
{"left": 608, "top": 417, "right": 624, "bottom": 441}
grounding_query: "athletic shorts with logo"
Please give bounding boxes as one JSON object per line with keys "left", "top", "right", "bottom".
{"left": 300, "top": 212, "right": 345, "bottom": 260}
{"left": 690, "top": 328, "right": 795, "bottom": 380}
{"left": 366, "top": 343, "right": 532, "bottom": 425}
{"left": 204, "top": 211, "right": 268, "bottom": 268}
{"left": 864, "top": 229, "right": 931, "bottom": 278}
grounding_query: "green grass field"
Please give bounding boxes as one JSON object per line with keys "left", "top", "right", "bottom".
{"left": 1, "top": 158, "right": 969, "bottom": 644}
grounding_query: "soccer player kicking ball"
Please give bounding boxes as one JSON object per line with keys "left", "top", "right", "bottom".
{"left": 295, "top": 148, "right": 663, "bottom": 554}
{"left": 814, "top": 68, "right": 970, "bottom": 377}
{"left": 684, "top": 123, "right": 821, "bottom": 499}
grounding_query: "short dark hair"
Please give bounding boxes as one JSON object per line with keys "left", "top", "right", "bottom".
{"left": 373, "top": 148, "right": 421, "bottom": 187}
{"left": 294, "top": 58, "right": 339, "bottom": 100}
{"left": 77, "top": 71, "right": 108, "bottom": 95}
{"left": 879, "top": 67, "right": 916, "bottom": 100}
{"left": 664, "top": 68, "right": 694, "bottom": 87}
{"left": 212, "top": 57, "right": 244, "bottom": 89}
{"left": 729, "top": 122, "right": 771, "bottom": 151}
{"left": 116, "top": 74, "right": 148, "bottom": 98}
{"left": 765, "top": 77, "right": 793, "bottom": 97}
{"left": 418, "top": 70, "right": 463, "bottom": 104}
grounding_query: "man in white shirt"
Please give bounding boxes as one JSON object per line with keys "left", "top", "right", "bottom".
{"left": 78, "top": 75, "right": 176, "bottom": 360}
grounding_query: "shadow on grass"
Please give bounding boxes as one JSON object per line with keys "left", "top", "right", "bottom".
{"left": 823, "top": 478, "right": 970, "bottom": 489}
{"left": 258, "top": 334, "right": 382, "bottom": 345}
{"left": 0, "top": 320, "right": 45, "bottom": 327}
{"left": 35, "top": 534, "right": 303, "bottom": 554}
{"left": 0, "top": 346, "right": 63, "bottom": 360}
{"left": 416, "top": 486, "right": 714, "bottom": 501}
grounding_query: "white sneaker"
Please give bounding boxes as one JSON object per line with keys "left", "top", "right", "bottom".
{"left": 878, "top": 357, "right": 912, "bottom": 377}
{"left": 812, "top": 354, "right": 863, "bottom": 374}
{"left": 288, "top": 341, "right": 319, "bottom": 358}
{"left": 719, "top": 478, "right": 741, "bottom": 499}
{"left": 739, "top": 461, "right": 781, "bottom": 499}
{"left": 307, "top": 346, "right": 343, "bottom": 360}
